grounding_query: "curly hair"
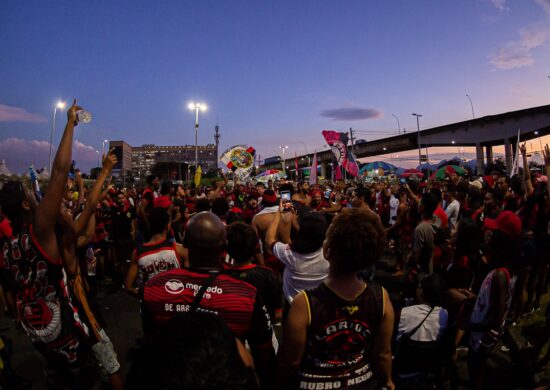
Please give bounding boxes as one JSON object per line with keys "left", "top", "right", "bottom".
{"left": 325, "top": 208, "right": 386, "bottom": 275}
{"left": 226, "top": 222, "right": 258, "bottom": 263}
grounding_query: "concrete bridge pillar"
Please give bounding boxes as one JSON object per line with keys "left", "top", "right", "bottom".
{"left": 320, "top": 162, "right": 327, "bottom": 178}
{"left": 475, "top": 143, "right": 484, "bottom": 175}
{"left": 485, "top": 145, "right": 493, "bottom": 166}
{"left": 504, "top": 139, "right": 513, "bottom": 174}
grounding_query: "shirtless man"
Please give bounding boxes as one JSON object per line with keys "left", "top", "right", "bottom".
{"left": 251, "top": 189, "right": 294, "bottom": 270}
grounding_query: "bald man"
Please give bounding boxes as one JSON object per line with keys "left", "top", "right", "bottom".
{"left": 142, "top": 212, "right": 275, "bottom": 386}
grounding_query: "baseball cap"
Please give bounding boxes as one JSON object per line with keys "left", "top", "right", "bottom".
{"left": 468, "top": 179, "right": 483, "bottom": 190}
{"left": 484, "top": 210, "right": 521, "bottom": 237}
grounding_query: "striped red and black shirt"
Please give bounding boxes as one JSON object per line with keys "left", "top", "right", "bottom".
{"left": 143, "top": 268, "right": 272, "bottom": 347}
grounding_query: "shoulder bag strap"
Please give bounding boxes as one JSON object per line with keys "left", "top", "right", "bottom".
{"left": 405, "top": 306, "right": 435, "bottom": 338}
{"left": 189, "top": 273, "right": 218, "bottom": 313}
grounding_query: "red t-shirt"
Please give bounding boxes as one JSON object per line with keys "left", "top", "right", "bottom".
{"left": 153, "top": 195, "right": 172, "bottom": 209}
{"left": 433, "top": 206, "right": 448, "bottom": 229}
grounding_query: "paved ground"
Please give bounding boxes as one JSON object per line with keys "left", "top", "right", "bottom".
{"left": 1, "top": 260, "right": 549, "bottom": 389}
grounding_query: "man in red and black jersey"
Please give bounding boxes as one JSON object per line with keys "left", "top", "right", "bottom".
{"left": 224, "top": 222, "right": 283, "bottom": 323}
{"left": 142, "top": 212, "right": 275, "bottom": 387}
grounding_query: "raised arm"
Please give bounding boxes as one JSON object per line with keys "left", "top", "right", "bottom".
{"left": 520, "top": 143, "right": 534, "bottom": 197}
{"left": 265, "top": 208, "right": 281, "bottom": 250}
{"left": 373, "top": 288, "right": 395, "bottom": 390}
{"left": 73, "top": 150, "right": 117, "bottom": 236}
{"left": 34, "top": 100, "right": 80, "bottom": 259}
{"left": 543, "top": 144, "right": 550, "bottom": 207}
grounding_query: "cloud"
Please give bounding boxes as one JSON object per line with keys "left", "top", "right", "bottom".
{"left": 320, "top": 107, "right": 383, "bottom": 121}
{"left": 0, "top": 104, "right": 47, "bottom": 123}
{"left": 535, "top": 0, "right": 550, "bottom": 15}
{"left": 489, "top": 0, "right": 508, "bottom": 11}
{"left": 0, "top": 137, "right": 98, "bottom": 174}
{"left": 489, "top": 26, "right": 550, "bottom": 69}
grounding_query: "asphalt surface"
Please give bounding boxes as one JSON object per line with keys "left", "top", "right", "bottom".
{"left": 1, "top": 260, "right": 549, "bottom": 389}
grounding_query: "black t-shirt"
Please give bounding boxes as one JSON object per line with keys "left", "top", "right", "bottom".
{"left": 223, "top": 263, "right": 283, "bottom": 321}
{"left": 110, "top": 206, "right": 136, "bottom": 242}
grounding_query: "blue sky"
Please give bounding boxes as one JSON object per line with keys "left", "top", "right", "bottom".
{"left": 1, "top": 0, "right": 550, "bottom": 173}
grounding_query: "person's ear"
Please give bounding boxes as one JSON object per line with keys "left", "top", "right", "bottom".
{"left": 322, "top": 239, "right": 330, "bottom": 260}
{"left": 21, "top": 200, "right": 31, "bottom": 211}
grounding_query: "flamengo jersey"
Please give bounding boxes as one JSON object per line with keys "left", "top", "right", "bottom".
{"left": 296, "top": 283, "right": 383, "bottom": 389}
{"left": 134, "top": 239, "right": 181, "bottom": 287}
{"left": 143, "top": 268, "right": 272, "bottom": 347}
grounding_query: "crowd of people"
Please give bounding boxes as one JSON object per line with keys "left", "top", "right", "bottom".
{"left": 0, "top": 101, "right": 549, "bottom": 389}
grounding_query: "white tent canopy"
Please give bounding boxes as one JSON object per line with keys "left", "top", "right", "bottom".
{"left": 0, "top": 160, "right": 11, "bottom": 176}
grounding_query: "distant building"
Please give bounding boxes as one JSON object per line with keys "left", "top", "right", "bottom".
{"left": 108, "top": 141, "right": 217, "bottom": 177}
{"left": 109, "top": 140, "right": 133, "bottom": 177}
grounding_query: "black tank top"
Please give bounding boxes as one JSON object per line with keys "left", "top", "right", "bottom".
{"left": 296, "top": 282, "right": 383, "bottom": 389}
{"left": 8, "top": 225, "right": 88, "bottom": 366}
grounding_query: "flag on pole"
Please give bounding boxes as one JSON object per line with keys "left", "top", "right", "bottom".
{"left": 309, "top": 151, "right": 317, "bottom": 185}
{"left": 295, "top": 153, "right": 299, "bottom": 179}
{"left": 322, "top": 130, "right": 359, "bottom": 177}
{"left": 334, "top": 163, "right": 342, "bottom": 181}
{"left": 194, "top": 165, "right": 202, "bottom": 188}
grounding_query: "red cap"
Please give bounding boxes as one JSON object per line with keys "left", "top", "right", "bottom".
{"left": 262, "top": 190, "right": 277, "bottom": 204}
{"left": 484, "top": 210, "right": 521, "bottom": 238}
{"left": 229, "top": 207, "right": 243, "bottom": 214}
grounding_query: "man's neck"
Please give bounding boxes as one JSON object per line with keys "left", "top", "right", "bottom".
{"left": 232, "top": 259, "right": 253, "bottom": 267}
{"left": 148, "top": 233, "right": 166, "bottom": 244}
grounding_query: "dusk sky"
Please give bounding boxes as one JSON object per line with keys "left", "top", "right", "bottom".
{"left": 1, "top": 0, "right": 550, "bottom": 174}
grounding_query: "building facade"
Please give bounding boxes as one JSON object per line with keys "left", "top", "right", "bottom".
{"left": 109, "top": 140, "right": 133, "bottom": 177}
{"left": 108, "top": 141, "right": 217, "bottom": 177}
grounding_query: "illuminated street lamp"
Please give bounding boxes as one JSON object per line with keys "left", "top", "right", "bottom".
{"left": 49, "top": 101, "right": 66, "bottom": 174}
{"left": 188, "top": 102, "right": 207, "bottom": 171}
{"left": 102, "top": 139, "right": 109, "bottom": 156}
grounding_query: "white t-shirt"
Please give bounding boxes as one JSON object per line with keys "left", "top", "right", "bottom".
{"left": 272, "top": 242, "right": 329, "bottom": 303}
{"left": 445, "top": 199, "right": 460, "bottom": 228}
{"left": 389, "top": 195, "right": 399, "bottom": 225}
{"left": 396, "top": 304, "right": 448, "bottom": 342}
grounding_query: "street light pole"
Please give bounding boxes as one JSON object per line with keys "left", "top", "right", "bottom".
{"left": 279, "top": 145, "right": 288, "bottom": 171}
{"left": 49, "top": 101, "right": 66, "bottom": 174}
{"left": 102, "top": 139, "right": 109, "bottom": 156}
{"left": 392, "top": 114, "right": 401, "bottom": 134}
{"left": 412, "top": 113, "right": 423, "bottom": 167}
{"left": 297, "top": 141, "right": 308, "bottom": 165}
{"left": 188, "top": 102, "right": 207, "bottom": 172}
{"left": 466, "top": 94, "right": 475, "bottom": 119}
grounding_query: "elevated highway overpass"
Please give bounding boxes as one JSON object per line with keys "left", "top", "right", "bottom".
{"left": 261, "top": 104, "right": 550, "bottom": 176}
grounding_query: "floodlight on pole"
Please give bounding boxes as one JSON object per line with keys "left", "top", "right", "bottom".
{"left": 188, "top": 102, "right": 207, "bottom": 171}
